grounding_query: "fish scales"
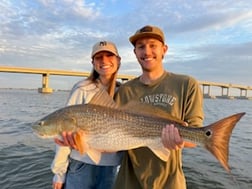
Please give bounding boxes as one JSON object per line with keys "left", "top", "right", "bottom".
{"left": 63, "top": 105, "right": 165, "bottom": 151}
{"left": 72, "top": 104, "right": 175, "bottom": 138}
{"left": 74, "top": 104, "right": 207, "bottom": 142}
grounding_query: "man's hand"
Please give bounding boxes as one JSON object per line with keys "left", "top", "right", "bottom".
{"left": 161, "top": 124, "right": 184, "bottom": 150}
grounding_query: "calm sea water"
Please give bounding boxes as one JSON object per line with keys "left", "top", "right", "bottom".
{"left": 0, "top": 89, "right": 251, "bottom": 189}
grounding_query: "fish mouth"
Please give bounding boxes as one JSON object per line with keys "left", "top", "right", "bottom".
{"left": 31, "top": 123, "right": 57, "bottom": 139}
{"left": 32, "top": 130, "right": 57, "bottom": 139}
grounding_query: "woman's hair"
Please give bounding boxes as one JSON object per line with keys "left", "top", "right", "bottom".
{"left": 87, "top": 62, "right": 120, "bottom": 97}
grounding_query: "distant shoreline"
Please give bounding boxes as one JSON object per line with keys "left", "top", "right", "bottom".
{"left": 0, "top": 88, "right": 70, "bottom": 92}
{"left": 1, "top": 88, "right": 251, "bottom": 100}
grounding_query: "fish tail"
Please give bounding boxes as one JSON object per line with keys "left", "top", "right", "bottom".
{"left": 204, "top": 112, "right": 245, "bottom": 173}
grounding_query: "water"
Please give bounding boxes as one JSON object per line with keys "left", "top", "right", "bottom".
{"left": 0, "top": 89, "right": 251, "bottom": 189}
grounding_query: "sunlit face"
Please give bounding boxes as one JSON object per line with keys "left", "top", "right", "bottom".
{"left": 92, "top": 51, "right": 120, "bottom": 77}
{"left": 134, "top": 38, "right": 168, "bottom": 72}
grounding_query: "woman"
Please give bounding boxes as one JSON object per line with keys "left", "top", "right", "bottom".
{"left": 51, "top": 41, "right": 122, "bottom": 189}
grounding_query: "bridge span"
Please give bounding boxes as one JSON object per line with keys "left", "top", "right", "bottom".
{"left": 0, "top": 66, "right": 135, "bottom": 93}
{"left": 199, "top": 81, "right": 252, "bottom": 99}
{"left": 0, "top": 66, "right": 251, "bottom": 99}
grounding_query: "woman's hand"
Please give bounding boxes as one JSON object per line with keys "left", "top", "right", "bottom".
{"left": 52, "top": 182, "right": 64, "bottom": 189}
{"left": 54, "top": 131, "right": 78, "bottom": 150}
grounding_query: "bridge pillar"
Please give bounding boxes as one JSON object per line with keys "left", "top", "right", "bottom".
{"left": 220, "top": 87, "right": 234, "bottom": 99}
{"left": 38, "top": 73, "right": 53, "bottom": 93}
{"left": 202, "top": 85, "right": 215, "bottom": 98}
{"left": 221, "top": 87, "right": 230, "bottom": 96}
{"left": 238, "top": 89, "right": 249, "bottom": 99}
{"left": 240, "top": 89, "right": 247, "bottom": 97}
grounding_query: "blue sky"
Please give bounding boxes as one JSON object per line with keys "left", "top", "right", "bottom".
{"left": 0, "top": 0, "right": 252, "bottom": 90}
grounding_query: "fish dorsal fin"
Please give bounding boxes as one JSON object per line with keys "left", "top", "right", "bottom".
{"left": 90, "top": 89, "right": 184, "bottom": 124}
{"left": 122, "top": 101, "right": 185, "bottom": 125}
{"left": 89, "top": 89, "right": 118, "bottom": 109}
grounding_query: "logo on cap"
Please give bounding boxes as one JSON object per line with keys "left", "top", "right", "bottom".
{"left": 139, "top": 26, "right": 153, "bottom": 33}
{"left": 91, "top": 41, "right": 119, "bottom": 58}
{"left": 99, "top": 41, "right": 107, "bottom": 46}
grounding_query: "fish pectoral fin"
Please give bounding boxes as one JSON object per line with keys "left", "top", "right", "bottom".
{"left": 74, "top": 130, "right": 88, "bottom": 154}
{"left": 184, "top": 141, "right": 197, "bottom": 148}
{"left": 87, "top": 149, "right": 102, "bottom": 164}
{"left": 149, "top": 147, "right": 170, "bottom": 162}
{"left": 74, "top": 130, "right": 102, "bottom": 164}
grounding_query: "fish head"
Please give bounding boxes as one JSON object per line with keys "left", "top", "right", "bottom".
{"left": 32, "top": 109, "right": 77, "bottom": 138}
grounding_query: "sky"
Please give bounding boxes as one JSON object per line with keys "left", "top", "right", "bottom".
{"left": 0, "top": 0, "right": 252, "bottom": 91}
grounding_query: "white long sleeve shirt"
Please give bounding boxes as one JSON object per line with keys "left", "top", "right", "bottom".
{"left": 51, "top": 79, "right": 122, "bottom": 183}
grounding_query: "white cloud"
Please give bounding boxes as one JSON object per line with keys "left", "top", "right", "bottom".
{"left": 0, "top": 0, "right": 252, "bottom": 89}
{"left": 39, "top": 0, "right": 99, "bottom": 18}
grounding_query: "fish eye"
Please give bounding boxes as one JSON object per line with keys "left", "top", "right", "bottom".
{"left": 39, "top": 121, "right": 44, "bottom": 126}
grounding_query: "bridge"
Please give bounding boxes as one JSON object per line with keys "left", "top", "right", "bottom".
{"left": 198, "top": 81, "right": 252, "bottom": 99}
{"left": 0, "top": 66, "right": 252, "bottom": 99}
{"left": 0, "top": 66, "right": 135, "bottom": 93}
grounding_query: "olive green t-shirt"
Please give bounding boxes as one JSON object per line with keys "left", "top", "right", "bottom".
{"left": 113, "top": 71, "right": 204, "bottom": 189}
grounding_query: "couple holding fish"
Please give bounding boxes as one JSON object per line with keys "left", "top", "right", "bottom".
{"left": 52, "top": 25, "right": 204, "bottom": 189}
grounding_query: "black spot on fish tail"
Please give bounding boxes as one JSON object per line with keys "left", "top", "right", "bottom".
{"left": 205, "top": 130, "right": 212, "bottom": 137}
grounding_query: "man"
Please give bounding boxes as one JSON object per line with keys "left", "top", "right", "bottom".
{"left": 113, "top": 25, "right": 204, "bottom": 189}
